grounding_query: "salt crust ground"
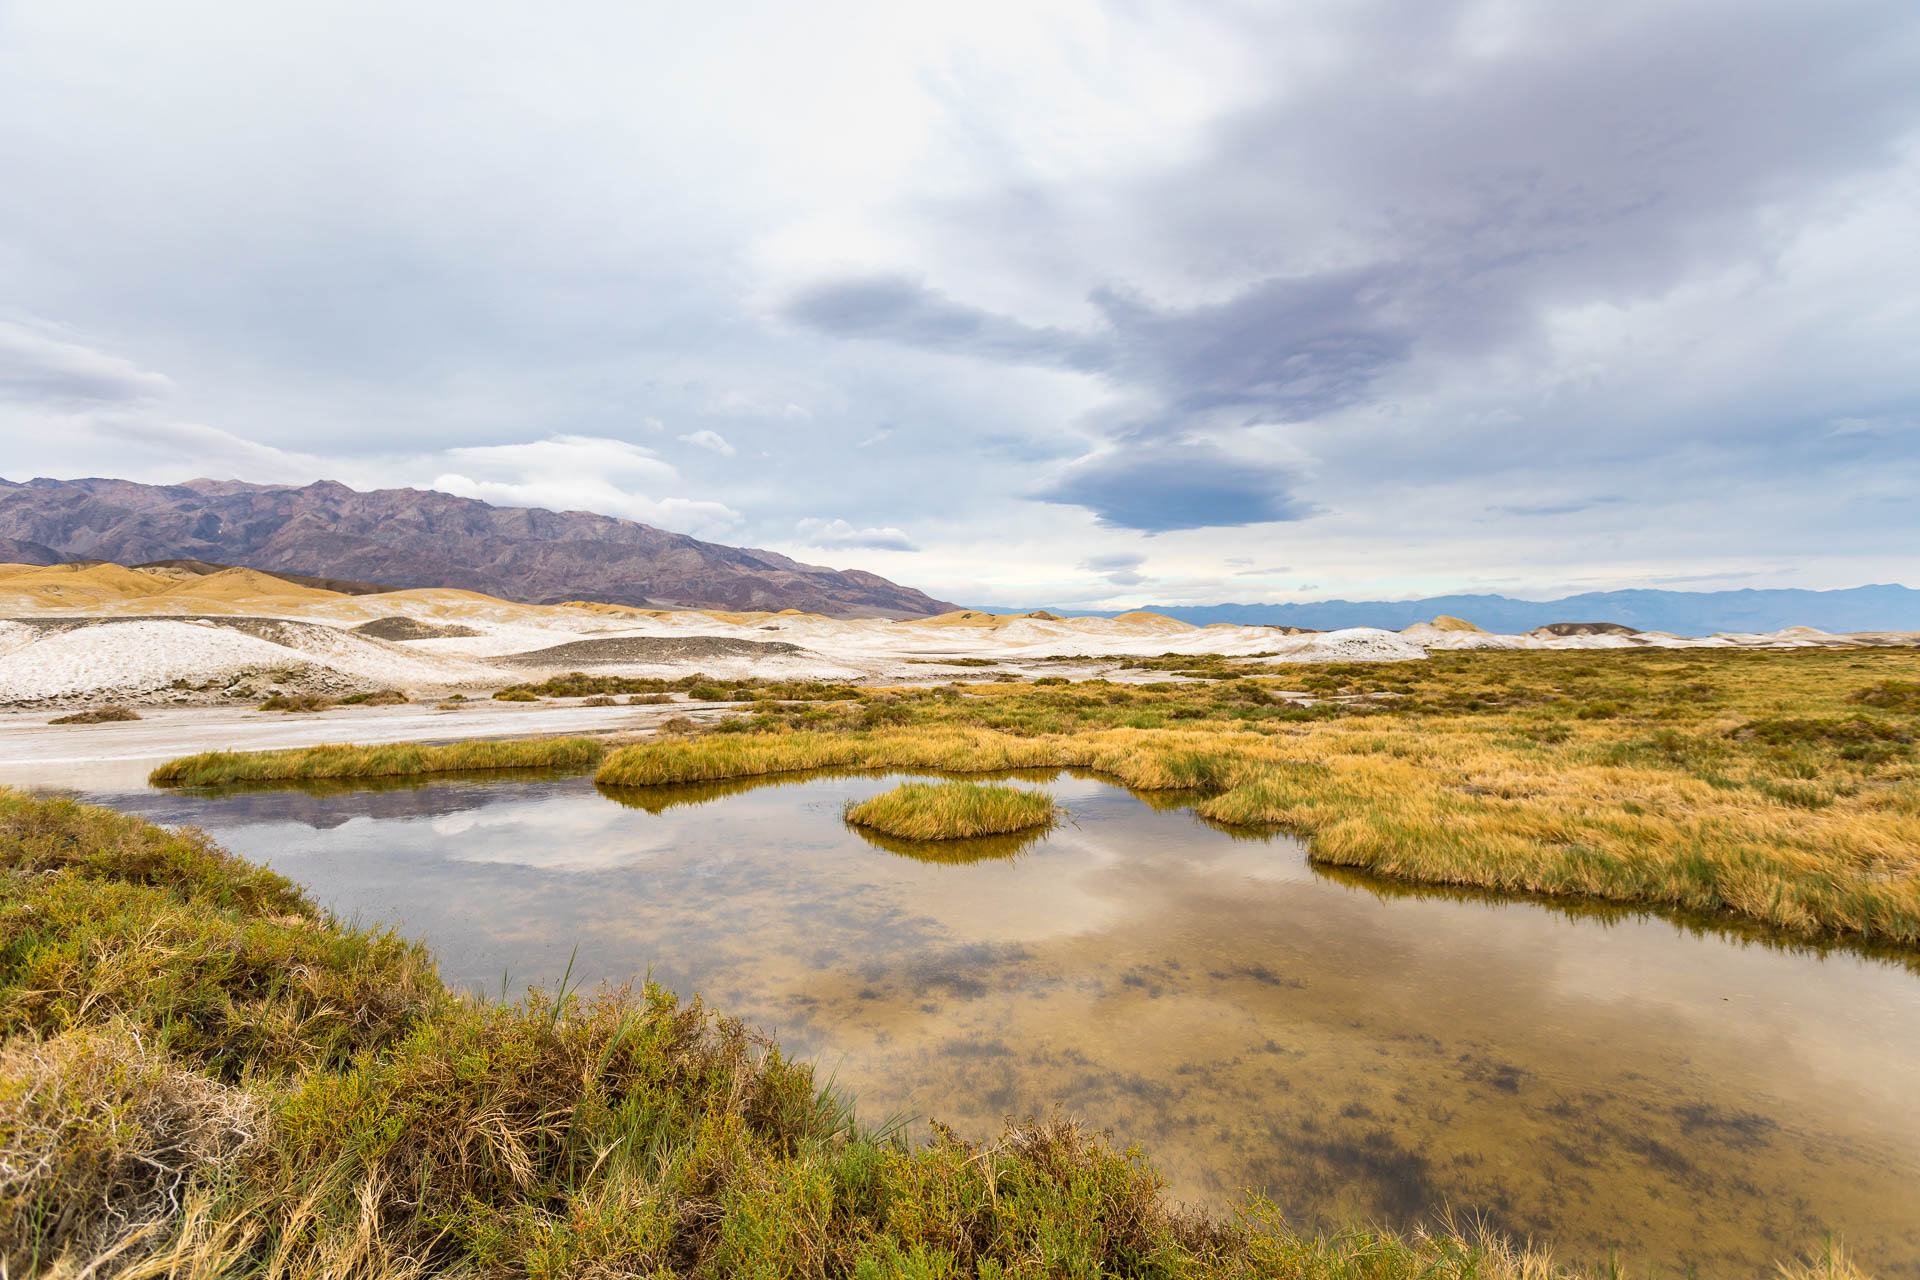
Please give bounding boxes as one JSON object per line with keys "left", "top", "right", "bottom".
{"left": 1, "top": 561, "right": 1911, "bottom": 708}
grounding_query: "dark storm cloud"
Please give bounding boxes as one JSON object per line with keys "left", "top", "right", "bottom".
{"left": 782, "top": 276, "right": 1108, "bottom": 370}
{"left": 1092, "top": 271, "right": 1412, "bottom": 431}
{"left": 784, "top": 269, "right": 1411, "bottom": 435}
{"left": 1165, "top": 1, "right": 1920, "bottom": 358}
{"left": 1038, "top": 446, "right": 1317, "bottom": 532}
{"left": 786, "top": 0, "right": 1920, "bottom": 530}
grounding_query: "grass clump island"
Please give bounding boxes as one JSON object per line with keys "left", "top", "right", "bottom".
{"left": 845, "top": 780, "right": 1057, "bottom": 842}
{"left": 149, "top": 737, "right": 606, "bottom": 787}
{"left": 0, "top": 785, "right": 1761, "bottom": 1279}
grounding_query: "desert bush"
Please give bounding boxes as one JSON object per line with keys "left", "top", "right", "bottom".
{"left": 257, "top": 693, "right": 334, "bottom": 713}
{"left": 47, "top": 706, "right": 140, "bottom": 725}
{"left": 336, "top": 689, "right": 409, "bottom": 706}
{"left": 1850, "top": 680, "right": 1920, "bottom": 713}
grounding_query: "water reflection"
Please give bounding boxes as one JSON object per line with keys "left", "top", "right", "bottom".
{"left": 72, "top": 769, "right": 1920, "bottom": 1276}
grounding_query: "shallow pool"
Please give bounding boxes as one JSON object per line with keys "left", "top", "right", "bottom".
{"left": 63, "top": 769, "right": 1920, "bottom": 1275}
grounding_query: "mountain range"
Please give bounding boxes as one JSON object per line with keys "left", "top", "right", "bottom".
{"left": 5, "top": 476, "right": 1912, "bottom": 634}
{"left": 0, "top": 477, "right": 957, "bottom": 617}
{"left": 1040, "top": 588, "right": 1920, "bottom": 636}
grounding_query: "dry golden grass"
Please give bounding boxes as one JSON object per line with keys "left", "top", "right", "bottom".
{"left": 844, "top": 780, "right": 1056, "bottom": 840}
{"left": 149, "top": 738, "right": 606, "bottom": 787}
{"left": 598, "top": 648, "right": 1920, "bottom": 948}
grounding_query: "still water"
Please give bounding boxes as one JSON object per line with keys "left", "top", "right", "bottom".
{"left": 60, "top": 769, "right": 1920, "bottom": 1276}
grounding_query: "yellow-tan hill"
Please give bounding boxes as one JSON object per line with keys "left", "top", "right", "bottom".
{"left": 154, "top": 567, "right": 346, "bottom": 604}
{"left": 0, "top": 562, "right": 175, "bottom": 609}
{"left": 1110, "top": 610, "right": 1195, "bottom": 632}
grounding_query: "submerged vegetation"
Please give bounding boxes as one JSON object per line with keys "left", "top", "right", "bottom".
{"left": 0, "top": 785, "right": 1696, "bottom": 1279}
{"left": 597, "top": 648, "right": 1920, "bottom": 948}
{"left": 149, "top": 737, "right": 606, "bottom": 787}
{"left": 845, "top": 780, "right": 1056, "bottom": 841}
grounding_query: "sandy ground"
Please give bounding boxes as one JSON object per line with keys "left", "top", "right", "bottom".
{"left": 2, "top": 560, "right": 1913, "bottom": 711}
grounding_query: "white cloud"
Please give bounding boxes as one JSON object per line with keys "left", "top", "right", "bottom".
{"left": 1826, "top": 415, "right": 1916, "bottom": 437}
{"left": 440, "top": 434, "right": 678, "bottom": 485}
{"left": 431, "top": 473, "right": 740, "bottom": 537}
{"left": 428, "top": 434, "right": 740, "bottom": 536}
{"left": 0, "top": 317, "right": 176, "bottom": 406}
{"left": 678, "top": 428, "right": 737, "bottom": 456}
{"left": 795, "top": 517, "right": 918, "bottom": 551}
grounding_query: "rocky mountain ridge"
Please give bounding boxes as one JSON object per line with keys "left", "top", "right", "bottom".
{"left": 0, "top": 477, "right": 958, "bottom": 617}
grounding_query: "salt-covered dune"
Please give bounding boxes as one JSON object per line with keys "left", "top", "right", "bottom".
{"left": 2, "top": 560, "right": 1912, "bottom": 706}
{"left": 0, "top": 619, "right": 505, "bottom": 706}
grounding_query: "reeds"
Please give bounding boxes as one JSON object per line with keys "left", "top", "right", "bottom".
{"left": 149, "top": 738, "right": 606, "bottom": 787}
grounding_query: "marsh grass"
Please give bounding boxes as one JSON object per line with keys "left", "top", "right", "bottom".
{"left": 844, "top": 780, "right": 1056, "bottom": 841}
{"left": 597, "top": 648, "right": 1920, "bottom": 947}
{"left": 149, "top": 738, "right": 606, "bottom": 787}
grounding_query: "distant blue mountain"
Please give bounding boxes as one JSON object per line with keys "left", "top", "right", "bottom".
{"left": 973, "top": 585, "right": 1920, "bottom": 637}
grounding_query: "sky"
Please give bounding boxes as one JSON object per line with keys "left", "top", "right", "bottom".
{"left": 1, "top": 0, "right": 1917, "bottom": 609}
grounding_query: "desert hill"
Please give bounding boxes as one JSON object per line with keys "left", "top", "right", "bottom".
{"left": 0, "top": 477, "right": 957, "bottom": 617}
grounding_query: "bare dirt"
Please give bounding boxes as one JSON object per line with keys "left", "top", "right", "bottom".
{"left": 352, "top": 616, "right": 482, "bottom": 641}
{"left": 498, "top": 636, "right": 804, "bottom": 666}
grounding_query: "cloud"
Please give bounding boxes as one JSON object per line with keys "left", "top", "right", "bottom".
{"left": 678, "top": 428, "right": 737, "bottom": 456}
{"left": 781, "top": 270, "right": 1410, "bottom": 433}
{"left": 0, "top": 318, "right": 176, "bottom": 406}
{"left": 429, "top": 434, "right": 740, "bottom": 537}
{"left": 794, "top": 517, "right": 918, "bottom": 552}
{"left": 783, "top": 275, "right": 1110, "bottom": 370}
{"left": 0, "top": 410, "right": 331, "bottom": 486}
{"left": 1487, "top": 496, "right": 1627, "bottom": 518}
{"left": 1079, "top": 552, "right": 1149, "bottom": 586}
{"left": 440, "top": 434, "right": 679, "bottom": 485}
{"left": 1038, "top": 444, "right": 1318, "bottom": 532}
{"left": 1826, "top": 415, "right": 1916, "bottom": 437}
{"left": 1232, "top": 564, "right": 1292, "bottom": 577}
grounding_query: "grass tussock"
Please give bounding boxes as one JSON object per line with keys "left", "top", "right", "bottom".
{"left": 149, "top": 738, "right": 606, "bottom": 788}
{"left": 845, "top": 780, "right": 1056, "bottom": 841}
{"left": 336, "top": 689, "right": 409, "bottom": 706}
{"left": 257, "top": 693, "right": 335, "bottom": 713}
{"left": 597, "top": 647, "right": 1920, "bottom": 948}
{"left": 0, "top": 1024, "right": 263, "bottom": 1271}
{"left": 0, "top": 789, "right": 1870, "bottom": 1277}
{"left": 48, "top": 706, "right": 141, "bottom": 724}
